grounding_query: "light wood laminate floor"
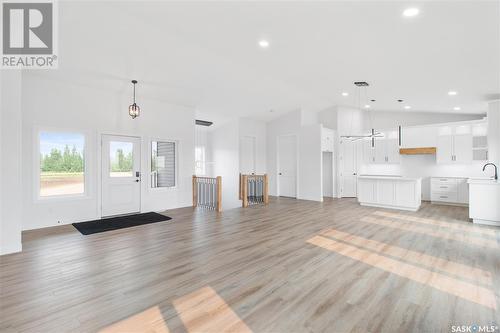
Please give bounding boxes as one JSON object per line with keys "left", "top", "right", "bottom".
{"left": 1, "top": 198, "right": 499, "bottom": 333}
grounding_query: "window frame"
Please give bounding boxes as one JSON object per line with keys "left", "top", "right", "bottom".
{"left": 149, "top": 138, "right": 178, "bottom": 191}
{"left": 34, "top": 127, "right": 91, "bottom": 202}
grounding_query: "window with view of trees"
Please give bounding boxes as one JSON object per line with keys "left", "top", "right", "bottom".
{"left": 39, "top": 132, "right": 85, "bottom": 197}
{"left": 109, "top": 141, "right": 134, "bottom": 177}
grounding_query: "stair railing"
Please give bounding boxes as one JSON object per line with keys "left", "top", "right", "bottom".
{"left": 239, "top": 173, "right": 269, "bottom": 208}
{"left": 192, "top": 175, "right": 222, "bottom": 212}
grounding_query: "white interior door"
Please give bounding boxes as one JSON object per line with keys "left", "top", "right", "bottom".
{"left": 240, "top": 136, "right": 256, "bottom": 174}
{"left": 278, "top": 135, "right": 297, "bottom": 198}
{"left": 340, "top": 140, "right": 357, "bottom": 197}
{"left": 101, "top": 135, "right": 141, "bottom": 217}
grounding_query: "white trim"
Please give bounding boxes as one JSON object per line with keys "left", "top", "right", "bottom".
{"left": 33, "top": 126, "right": 91, "bottom": 203}
{"left": 472, "top": 219, "right": 500, "bottom": 227}
{"left": 359, "top": 203, "right": 420, "bottom": 212}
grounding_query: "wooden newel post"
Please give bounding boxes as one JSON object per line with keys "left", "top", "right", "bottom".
{"left": 242, "top": 175, "right": 249, "bottom": 208}
{"left": 216, "top": 176, "right": 222, "bottom": 212}
{"left": 263, "top": 173, "right": 269, "bottom": 205}
{"left": 238, "top": 173, "right": 242, "bottom": 200}
{"left": 192, "top": 175, "right": 197, "bottom": 207}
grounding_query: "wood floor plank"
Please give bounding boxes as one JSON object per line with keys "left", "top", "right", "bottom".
{"left": 1, "top": 198, "right": 499, "bottom": 333}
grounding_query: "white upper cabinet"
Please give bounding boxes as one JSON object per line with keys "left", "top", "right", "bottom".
{"left": 436, "top": 125, "right": 472, "bottom": 164}
{"left": 321, "top": 127, "right": 335, "bottom": 152}
{"left": 401, "top": 126, "right": 438, "bottom": 148}
{"left": 471, "top": 122, "right": 488, "bottom": 162}
{"left": 436, "top": 135, "right": 453, "bottom": 164}
{"left": 371, "top": 131, "right": 400, "bottom": 164}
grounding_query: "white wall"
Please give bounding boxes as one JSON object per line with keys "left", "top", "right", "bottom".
{"left": 266, "top": 109, "right": 302, "bottom": 196}
{"left": 239, "top": 118, "right": 267, "bottom": 174}
{"left": 364, "top": 110, "right": 484, "bottom": 130}
{"left": 21, "top": 73, "right": 195, "bottom": 230}
{"left": 210, "top": 119, "right": 240, "bottom": 210}
{"left": 1, "top": 72, "right": 23, "bottom": 254}
{"left": 488, "top": 101, "right": 500, "bottom": 164}
{"left": 298, "top": 124, "right": 322, "bottom": 201}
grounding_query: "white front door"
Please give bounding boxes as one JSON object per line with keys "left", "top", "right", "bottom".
{"left": 240, "top": 136, "right": 256, "bottom": 174}
{"left": 101, "top": 135, "right": 141, "bottom": 217}
{"left": 278, "top": 135, "right": 297, "bottom": 198}
{"left": 340, "top": 139, "right": 357, "bottom": 197}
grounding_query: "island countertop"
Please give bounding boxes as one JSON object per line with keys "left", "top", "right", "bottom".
{"left": 358, "top": 175, "right": 422, "bottom": 182}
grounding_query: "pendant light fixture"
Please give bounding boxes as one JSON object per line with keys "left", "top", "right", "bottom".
{"left": 128, "top": 80, "right": 140, "bottom": 119}
{"left": 340, "top": 81, "right": 382, "bottom": 143}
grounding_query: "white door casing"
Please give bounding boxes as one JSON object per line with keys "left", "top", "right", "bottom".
{"left": 278, "top": 135, "right": 297, "bottom": 198}
{"left": 101, "top": 135, "right": 141, "bottom": 217}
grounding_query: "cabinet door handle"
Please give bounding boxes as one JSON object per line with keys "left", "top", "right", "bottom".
{"left": 440, "top": 186, "right": 447, "bottom": 188}
{"left": 440, "top": 196, "right": 448, "bottom": 199}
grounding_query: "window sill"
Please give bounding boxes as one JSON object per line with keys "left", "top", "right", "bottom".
{"left": 35, "top": 193, "right": 93, "bottom": 204}
{"left": 148, "top": 186, "right": 178, "bottom": 192}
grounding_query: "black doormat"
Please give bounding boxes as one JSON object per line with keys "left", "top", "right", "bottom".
{"left": 72, "top": 212, "right": 172, "bottom": 235}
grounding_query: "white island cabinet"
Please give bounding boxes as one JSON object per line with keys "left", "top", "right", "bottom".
{"left": 468, "top": 178, "right": 500, "bottom": 226}
{"left": 357, "top": 175, "right": 422, "bottom": 211}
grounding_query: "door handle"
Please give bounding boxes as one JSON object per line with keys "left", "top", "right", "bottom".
{"left": 135, "top": 179, "right": 140, "bottom": 182}
{"left": 279, "top": 172, "right": 282, "bottom": 175}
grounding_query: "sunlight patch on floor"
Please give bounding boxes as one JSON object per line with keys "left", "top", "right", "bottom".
{"left": 99, "top": 305, "right": 170, "bottom": 333}
{"left": 321, "top": 228, "right": 492, "bottom": 286}
{"left": 100, "top": 287, "right": 251, "bottom": 333}
{"left": 372, "top": 210, "right": 496, "bottom": 237}
{"left": 173, "top": 286, "right": 252, "bottom": 333}
{"left": 360, "top": 216, "right": 498, "bottom": 249}
{"left": 307, "top": 235, "right": 497, "bottom": 310}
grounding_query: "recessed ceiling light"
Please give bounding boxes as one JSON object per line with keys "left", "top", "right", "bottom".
{"left": 404, "top": 106, "right": 411, "bottom": 110}
{"left": 342, "top": 92, "right": 349, "bottom": 96}
{"left": 403, "top": 8, "right": 420, "bottom": 17}
{"left": 258, "top": 39, "right": 270, "bottom": 48}
{"left": 364, "top": 104, "right": 371, "bottom": 109}
{"left": 448, "top": 91, "right": 458, "bottom": 96}
{"left": 453, "top": 106, "right": 461, "bottom": 111}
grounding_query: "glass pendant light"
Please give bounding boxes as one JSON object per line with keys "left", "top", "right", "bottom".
{"left": 128, "top": 80, "right": 140, "bottom": 119}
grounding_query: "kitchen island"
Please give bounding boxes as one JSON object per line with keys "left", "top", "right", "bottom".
{"left": 357, "top": 175, "right": 422, "bottom": 211}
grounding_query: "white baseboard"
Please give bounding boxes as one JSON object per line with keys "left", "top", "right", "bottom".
{"left": 473, "top": 219, "right": 500, "bottom": 227}
{"left": 359, "top": 202, "right": 420, "bottom": 212}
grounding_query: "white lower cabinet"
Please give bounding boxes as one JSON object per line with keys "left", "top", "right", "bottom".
{"left": 357, "top": 176, "right": 422, "bottom": 211}
{"left": 430, "top": 177, "right": 468, "bottom": 205}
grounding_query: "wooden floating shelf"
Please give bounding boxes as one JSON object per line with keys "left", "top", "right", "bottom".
{"left": 399, "top": 147, "right": 437, "bottom": 155}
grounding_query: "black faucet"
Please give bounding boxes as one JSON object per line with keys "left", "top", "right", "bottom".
{"left": 483, "top": 163, "right": 498, "bottom": 180}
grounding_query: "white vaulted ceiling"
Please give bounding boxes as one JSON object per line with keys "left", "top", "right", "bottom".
{"left": 39, "top": 1, "right": 500, "bottom": 123}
